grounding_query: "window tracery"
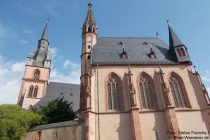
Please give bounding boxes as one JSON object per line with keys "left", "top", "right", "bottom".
{"left": 169, "top": 73, "right": 189, "bottom": 108}
{"left": 139, "top": 72, "right": 156, "bottom": 109}
{"left": 106, "top": 73, "right": 122, "bottom": 111}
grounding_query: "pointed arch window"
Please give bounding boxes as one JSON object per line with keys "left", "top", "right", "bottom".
{"left": 106, "top": 73, "right": 122, "bottom": 111}
{"left": 28, "top": 85, "right": 33, "bottom": 97}
{"left": 33, "top": 85, "right": 38, "bottom": 98}
{"left": 180, "top": 48, "right": 186, "bottom": 56}
{"left": 138, "top": 72, "right": 157, "bottom": 109}
{"left": 176, "top": 48, "right": 186, "bottom": 57}
{"left": 169, "top": 73, "right": 189, "bottom": 108}
{"left": 176, "top": 48, "right": 181, "bottom": 57}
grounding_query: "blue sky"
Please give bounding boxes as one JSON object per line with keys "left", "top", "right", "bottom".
{"left": 0, "top": 0, "right": 210, "bottom": 104}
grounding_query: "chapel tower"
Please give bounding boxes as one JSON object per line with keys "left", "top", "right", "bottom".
{"left": 17, "top": 22, "right": 51, "bottom": 109}
{"left": 80, "top": 3, "right": 98, "bottom": 140}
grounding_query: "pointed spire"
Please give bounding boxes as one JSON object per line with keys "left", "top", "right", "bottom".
{"left": 84, "top": 2, "right": 96, "bottom": 26}
{"left": 83, "top": 2, "right": 97, "bottom": 34}
{"left": 167, "top": 21, "right": 183, "bottom": 47}
{"left": 41, "top": 20, "right": 48, "bottom": 41}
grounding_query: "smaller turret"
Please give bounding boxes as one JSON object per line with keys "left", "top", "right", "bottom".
{"left": 167, "top": 22, "right": 191, "bottom": 64}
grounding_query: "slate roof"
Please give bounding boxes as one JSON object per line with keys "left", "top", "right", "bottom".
{"left": 35, "top": 82, "right": 80, "bottom": 111}
{"left": 91, "top": 37, "right": 178, "bottom": 65}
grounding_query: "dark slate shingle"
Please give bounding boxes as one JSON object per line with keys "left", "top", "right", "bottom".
{"left": 91, "top": 37, "right": 178, "bottom": 65}
{"left": 34, "top": 82, "right": 80, "bottom": 111}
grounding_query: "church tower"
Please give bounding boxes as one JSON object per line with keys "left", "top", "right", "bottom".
{"left": 80, "top": 2, "right": 97, "bottom": 140}
{"left": 17, "top": 22, "right": 51, "bottom": 109}
{"left": 80, "top": 2, "right": 97, "bottom": 110}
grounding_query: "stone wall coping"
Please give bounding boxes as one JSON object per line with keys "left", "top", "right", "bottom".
{"left": 28, "top": 120, "right": 80, "bottom": 132}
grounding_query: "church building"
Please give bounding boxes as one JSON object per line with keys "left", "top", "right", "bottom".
{"left": 18, "top": 3, "right": 210, "bottom": 140}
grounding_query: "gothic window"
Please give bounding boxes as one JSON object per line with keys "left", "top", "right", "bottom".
{"left": 33, "top": 85, "right": 38, "bottom": 98}
{"left": 176, "top": 48, "right": 181, "bottom": 57}
{"left": 169, "top": 73, "right": 189, "bottom": 108}
{"left": 28, "top": 85, "right": 33, "bottom": 97}
{"left": 138, "top": 72, "right": 156, "bottom": 109}
{"left": 34, "top": 69, "right": 40, "bottom": 80}
{"left": 106, "top": 73, "right": 122, "bottom": 111}
{"left": 180, "top": 48, "right": 186, "bottom": 56}
{"left": 176, "top": 48, "right": 186, "bottom": 57}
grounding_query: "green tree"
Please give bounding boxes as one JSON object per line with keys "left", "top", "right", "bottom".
{"left": 33, "top": 97, "right": 76, "bottom": 124}
{"left": 0, "top": 104, "right": 41, "bottom": 140}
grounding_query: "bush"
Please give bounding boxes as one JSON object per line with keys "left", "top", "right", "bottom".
{"left": 32, "top": 97, "right": 76, "bottom": 125}
{"left": 0, "top": 104, "right": 41, "bottom": 140}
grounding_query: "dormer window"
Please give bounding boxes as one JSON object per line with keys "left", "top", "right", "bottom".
{"left": 118, "top": 42, "right": 128, "bottom": 59}
{"left": 180, "top": 48, "right": 186, "bottom": 56}
{"left": 149, "top": 52, "right": 156, "bottom": 59}
{"left": 176, "top": 47, "right": 186, "bottom": 57}
{"left": 120, "top": 52, "right": 128, "bottom": 59}
{"left": 119, "top": 48, "right": 128, "bottom": 59}
{"left": 148, "top": 48, "right": 156, "bottom": 59}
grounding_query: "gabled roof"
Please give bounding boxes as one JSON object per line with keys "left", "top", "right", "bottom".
{"left": 91, "top": 37, "right": 178, "bottom": 65}
{"left": 34, "top": 82, "right": 80, "bottom": 111}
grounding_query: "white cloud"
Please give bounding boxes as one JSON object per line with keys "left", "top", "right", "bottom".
{"left": 49, "top": 47, "right": 58, "bottom": 58}
{"left": 22, "top": 28, "right": 33, "bottom": 35}
{"left": 202, "top": 70, "right": 210, "bottom": 82}
{"left": 11, "top": 61, "right": 25, "bottom": 72}
{"left": 0, "top": 56, "right": 24, "bottom": 104}
{"left": 63, "top": 59, "right": 80, "bottom": 70}
{"left": 50, "top": 68, "right": 80, "bottom": 84}
{"left": 50, "top": 59, "right": 80, "bottom": 84}
{"left": 0, "top": 23, "right": 10, "bottom": 42}
{"left": 20, "top": 40, "right": 28, "bottom": 45}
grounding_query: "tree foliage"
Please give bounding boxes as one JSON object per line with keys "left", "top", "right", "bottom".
{"left": 0, "top": 104, "right": 41, "bottom": 140}
{"left": 33, "top": 97, "right": 76, "bottom": 125}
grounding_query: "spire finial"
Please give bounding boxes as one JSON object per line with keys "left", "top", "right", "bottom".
{"left": 167, "top": 19, "right": 170, "bottom": 25}
{"left": 88, "top": 2, "right": 92, "bottom": 9}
